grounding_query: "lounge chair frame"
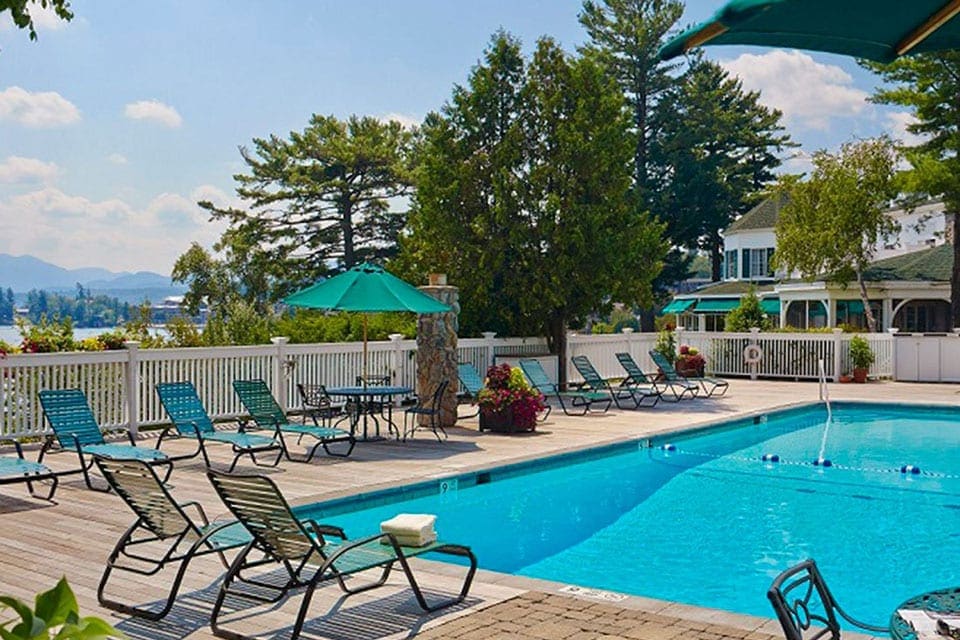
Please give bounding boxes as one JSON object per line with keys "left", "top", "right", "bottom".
{"left": 156, "top": 381, "right": 284, "bottom": 472}
{"left": 207, "top": 470, "right": 477, "bottom": 640}
{"left": 651, "top": 350, "right": 729, "bottom": 398}
{"left": 233, "top": 379, "right": 356, "bottom": 461}
{"left": 0, "top": 437, "right": 59, "bottom": 500}
{"left": 519, "top": 358, "right": 611, "bottom": 416}
{"left": 570, "top": 355, "right": 659, "bottom": 409}
{"left": 456, "top": 362, "right": 484, "bottom": 418}
{"left": 767, "top": 558, "right": 887, "bottom": 640}
{"left": 38, "top": 388, "right": 184, "bottom": 491}
{"left": 95, "top": 457, "right": 250, "bottom": 621}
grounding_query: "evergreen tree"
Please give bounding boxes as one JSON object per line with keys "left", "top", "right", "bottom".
{"left": 401, "top": 33, "right": 666, "bottom": 383}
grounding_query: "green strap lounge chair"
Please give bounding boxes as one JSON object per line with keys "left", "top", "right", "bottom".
{"left": 519, "top": 358, "right": 612, "bottom": 416}
{"left": 95, "top": 457, "right": 250, "bottom": 621}
{"left": 207, "top": 470, "right": 477, "bottom": 640}
{"left": 649, "top": 350, "right": 728, "bottom": 399}
{"left": 643, "top": 351, "right": 701, "bottom": 401}
{"left": 456, "top": 362, "right": 485, "bottom": 418}
{"left": 156, "top": 381, "right": 284, "bottom": 472}
{"left": 571, "top": 355, "right": 659, "bottom": 409}
{"left": 38, "top": 388, "right": 181, "bottom": 491}
{"left": 232, "top": 379, "right": 355, "bottom": 460}
{"left": 615, "top": 352, "right": 658, "bottom": 387}
{"left": 0, "top": 437, "right": 58, "bottom": 501}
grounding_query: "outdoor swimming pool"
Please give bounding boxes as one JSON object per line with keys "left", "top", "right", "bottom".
{"left": 296, "top": 402, "right": 960, "bottom": 623}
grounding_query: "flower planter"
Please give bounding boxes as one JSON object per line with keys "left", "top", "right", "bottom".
{"left": 852, "top": 367, "right": 869, "bottom": 383}
{"left": 479, "top": 406, "right": 534, "bottom": 433}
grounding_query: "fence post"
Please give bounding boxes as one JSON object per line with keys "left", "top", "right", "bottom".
{"left": 887, "top": 327, "right": 898, "bottom": 380}
{"left": 123, "top": 341, "right": 140, "bottom": 436}
{"left": 389, "top": 333, "right": 404, "bottom": 384}
{"left": 271, "top": 336, "right": 290, "bottom": 412}
{"left": 748, "top": 328, "right": 760, "bottom": 381}
{"left": 482, "top": 331, "right": 497, "bottom": 367}
{"left": 832, "top": 328, "right": 844, "bottom": 382}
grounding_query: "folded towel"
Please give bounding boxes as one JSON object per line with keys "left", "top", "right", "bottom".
{"left": 380, "top": 531, "right": 437, "bottom": 547}
{"left": 380, "top": 513, "right": 436, "bottom": 537}
{"left": 380, "top": 513, "right": 437, "bottom": 547}
{"left": 898, "top": 609, "right": 960, "bottom": 640}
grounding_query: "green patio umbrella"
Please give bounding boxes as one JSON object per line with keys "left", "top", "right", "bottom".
{"left": 659, "top": 0, "right": 960, "bottom": 62}
{"left": 283, "top": 262, "right": 451, "bottom": 379}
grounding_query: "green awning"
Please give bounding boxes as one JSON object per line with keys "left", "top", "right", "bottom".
{"left": 759, "top": 299, "right": 780, "bottom": 314}
{"left": 839, "top": 299, "right": 865, "bottom": 314}
{"left": 693, "top": 299, "right": 741, "bottom": 313}
{"left": 810, "top": 301, "right": 828, "bottom": 317}
{"left": 661, "top": 299, "right": 696, "bottom": 314}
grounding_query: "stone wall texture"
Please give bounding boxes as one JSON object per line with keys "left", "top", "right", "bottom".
{"left": 416, "top": 285, "right": 460, "bottom": 427}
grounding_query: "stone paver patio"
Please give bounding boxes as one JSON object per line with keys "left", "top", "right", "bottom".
{"left": 0, "top": 378, "right": 940, "bottom": 639}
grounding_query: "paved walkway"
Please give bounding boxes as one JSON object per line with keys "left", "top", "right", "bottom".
{"left": 0, "top": 378, "right": 941, "bottom": 639}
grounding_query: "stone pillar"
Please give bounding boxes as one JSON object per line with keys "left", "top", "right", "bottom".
{"left": 417, "top": 275, "right": 459, "bottom": 427}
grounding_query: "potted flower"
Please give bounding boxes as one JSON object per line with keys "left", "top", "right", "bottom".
{"left": 849, "top": 335, "right": 874, "bottom": 383}
{"left": 675, "top": 344, "right": 706, "bottom": 378}
{"left": 477, "top": 363, "right": 546, "bottom": 433}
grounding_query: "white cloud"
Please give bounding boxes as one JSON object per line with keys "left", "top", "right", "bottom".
{"left": 106, "top": 153, "right": 128, "bottom": 165}
{"left": 0, "top": 4, "right": 69, "bottom": 33}
{"left": 720, "top": 50, "right": 870, "bottom": 131}
{"left": 380, "top": 112, "right": 420, "bottom": 129}
{"left": 123, "top": 100, "right": 183, "bottom": 128}
{"left": 0, "top": 86, "right": 80, "bottom": 127}
{"left": 0, "top": 186, "right": 227, "bottom": 272}
{"left": 885, "top": 111, "right": 927, "bottom": 147}
{"left": 0, "top": 156, "right": 59, "bottom": 184}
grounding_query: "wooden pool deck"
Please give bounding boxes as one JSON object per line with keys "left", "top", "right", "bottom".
{"left": 1, "top": 378, "right": 943, "bottom": 639}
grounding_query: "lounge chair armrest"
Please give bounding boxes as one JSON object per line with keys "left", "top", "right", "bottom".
{"left": 180, "top": 500, "right": 212, "bottom": 526}
{"left": 304, "top": 520, "right": 347, "bottom": 540}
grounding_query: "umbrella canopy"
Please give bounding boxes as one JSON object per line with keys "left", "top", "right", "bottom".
{"left": 283, "top": 263, "right": 451, "bottom": 314}
{"left": 659, "top": 0, "right": 960, "bottom": 63}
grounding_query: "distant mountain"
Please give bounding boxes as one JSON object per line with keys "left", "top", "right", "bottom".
{"left": 0, "top": 254, "right": 185, "bottom": 301}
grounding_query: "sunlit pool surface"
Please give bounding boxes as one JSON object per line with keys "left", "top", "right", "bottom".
{"left": 296, "top": 402, "right": 960, "bottom": 623}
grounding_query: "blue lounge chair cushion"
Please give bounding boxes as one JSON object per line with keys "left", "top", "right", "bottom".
{"left": 0, "top": 456, "right": 51, "bottom": 477}
{"left": 275, "top": 423, "right": 352, "bottom": 440}
{"left": 201, "top": 431, "right": 278, "bottom": 448}
{"left": 80, "top": 443, "right": 168, "bottom": 461}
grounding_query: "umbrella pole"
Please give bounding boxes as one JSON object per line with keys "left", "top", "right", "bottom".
{"left": 362, "top": 313, "right": 368, "bottom": 381}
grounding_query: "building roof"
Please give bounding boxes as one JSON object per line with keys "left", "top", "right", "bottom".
{"left": 862, "top": 242, "right": 953, "bottom": 282}
{"left": 725, "top": 193, "right": 788, "bottom": 233}
{"left": 690, "top": 280, "right": 776, "bottom": 296}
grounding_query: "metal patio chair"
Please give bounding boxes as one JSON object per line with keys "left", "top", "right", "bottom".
{"left": 95, "top": 456, "right": 250, "bottom": 620}
{"left": 156, "top": 381, "right": 284, "bottom": 472}
{"left": 767, "top": 558, "right": 888, "bottom": 640}
{"left": 232, "top": 379, "right": 355, "bottom": 461}
{"left": 403, "top": 379, "right": 450, "bottom": 441}
{"left": 207, "top": 470, "right": 477, "bottom": 640}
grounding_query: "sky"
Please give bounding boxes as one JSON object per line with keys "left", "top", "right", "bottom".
{"left": 0, "top": 1, "right": 918, "bottom": 275}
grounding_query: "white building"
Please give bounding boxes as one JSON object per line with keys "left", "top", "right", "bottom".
{"left": 665, "top": 197, "right": 953, "bottom": 332}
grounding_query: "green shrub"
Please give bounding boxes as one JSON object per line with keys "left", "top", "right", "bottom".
{"left": 653, "top": 329, "right": 676, "bottom": 362}
{"left": 724, "top": 288, "right": 772, "bottom": 332}
{"left": 849, "top": 335, "right": 875, "bottom": 369}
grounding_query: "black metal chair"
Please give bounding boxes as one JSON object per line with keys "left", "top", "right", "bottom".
{"left": 295, "top": 383, "right": 348, "bottom": 429}
{"left": 207, "top": 470, "right": 477, "bottom": 640}
{"left": 767, "top": 559, "right": 888, "bottom": 640}
{"left": 94, "top": 457, "right": 250, "bottom": 621}
{"left": 403, "top": 380, "right": 449, "bottom": 442}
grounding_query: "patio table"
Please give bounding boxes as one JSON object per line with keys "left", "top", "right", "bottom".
{"left": 890, "top": 586, "right": 960, "bottom": 640}
{"left": 325, "top": 385, "right": 412, "bottom": 442}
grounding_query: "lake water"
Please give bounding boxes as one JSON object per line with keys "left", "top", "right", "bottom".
{"left": 0, "top": 326, "right": 168, "bottom": 346}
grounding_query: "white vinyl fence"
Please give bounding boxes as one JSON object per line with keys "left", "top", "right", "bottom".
{"left": 891, "top": 332, "right": 960, "bottom": 382}
{"left": 1, "top": 330, "right": 896, "bottom": 438}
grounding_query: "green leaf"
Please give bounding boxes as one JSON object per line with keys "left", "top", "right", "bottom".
{"left": 34, "top": 578, "right": 77, "bottom": 628}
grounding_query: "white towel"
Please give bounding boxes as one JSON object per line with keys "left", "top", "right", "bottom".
{"left": 898, "top": 609, "right": 960, "bottom": 640}
{"left": 380, "top": 513, "right": 437, "bottom": 547}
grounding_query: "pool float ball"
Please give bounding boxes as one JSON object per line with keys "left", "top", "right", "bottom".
{"left": 812, "top": 458, "right": 832, "bottom": 467}
{"left": 761, "top": 453, "right": 780, "bottom": 463}
{"left": 900, "top": 464, "right": 921, "bottom": 475}
{"left": 661, "top": 443, "right": 676, "bottom": 451}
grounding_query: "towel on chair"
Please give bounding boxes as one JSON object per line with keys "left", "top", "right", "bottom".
{"left": 380, "top": 513, "right": 437, "bottom": 547}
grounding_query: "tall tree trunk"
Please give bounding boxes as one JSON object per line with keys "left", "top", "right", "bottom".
{"left": 639, "top": 309, "right": 656, "bottom": 332}
{"left": 952, "top": 214, "right": 960, "bottom": 328}
{"left": 341, "top": 194, "right": 354, "bottom": 268}
{"left": 856, "top": 269, "right": 877, "bottom": 333}
{"left": 546, "top": 313, "right": 568, "bottom": 389}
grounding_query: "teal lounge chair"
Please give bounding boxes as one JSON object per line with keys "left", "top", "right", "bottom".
{"left": 95, "top": 456, "right": 250, "bottom": 621}
{"left": 647, "top": 351, "right": 702, "bottom": 401}
{"left": 207, "top": 470, "right": 477, "bottom": 640}
{"left": 571, "top": 355, "right": 659, "bottom": 409}
{"left": 38, "top": 388, "right": 180, "bottom": 491}
{"left": 519, "top": 358, "right": 612, "bottom": 416}
{"left": 156, "top": 381, "right": 284, "bottom": 472}
{"left": 649, "top": 350, "right": 728, "bottom": 398}
{"left": 457, "top": 362, "right": 485, "bottom": 418}
{"left": 232, "top": 379, "right": 355, "bottom": 460}
{"left": 0, "top": 437, "right": 58, "bottom": 500}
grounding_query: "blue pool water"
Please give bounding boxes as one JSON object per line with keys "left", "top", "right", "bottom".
{"left": 297, "top": 402, "right": 960, "bottom": 623}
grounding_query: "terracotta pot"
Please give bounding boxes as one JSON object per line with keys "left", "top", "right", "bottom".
{"left": 852, "top": 367, "right": 869, "bottom": 383}
{"left": 838, "top": 374, "right": 853, "bottom": 383}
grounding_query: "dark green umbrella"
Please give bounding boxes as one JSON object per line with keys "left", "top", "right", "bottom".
{"left": 660, "top": 0, "right": 960, "bottom": 62}
{"left": 283, "top": 263, "right": 451, "bottom": 378}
